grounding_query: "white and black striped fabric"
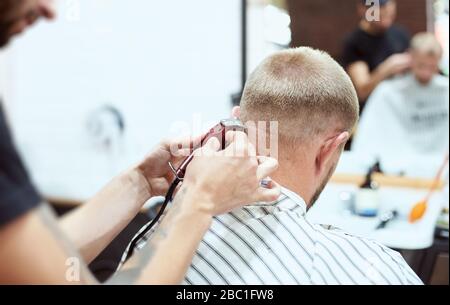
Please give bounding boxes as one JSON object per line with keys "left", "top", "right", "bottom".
{"left": 182, "top": 188, "right": 423, "bottom": 285}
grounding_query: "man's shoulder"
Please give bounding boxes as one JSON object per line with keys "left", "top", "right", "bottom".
{"left": 313, "top": 224, "right": 423, "bottom": 284}
{"left": 387, "top": 74, "right": 449, "bottom": 92}
{"left": 206, "top": 208, "right": 423, "bottom": 284}
{"left": 433, "top": 74, "right": 450, "bottom": 89}
{"left": 375, "top": 74, "right": 412, "bottom": 93}
{"left": 314, "top": 224, "right": 392, "bottom": 254}
{"left": 314, "top": 223, "right": 395, "bottom": 254}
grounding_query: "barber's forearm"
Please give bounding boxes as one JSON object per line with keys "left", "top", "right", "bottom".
{"left": 357, "top": 69, "right": 387, "bottom": 102}
{"left": 349, "top": 61, "right": 389, "bottom": 102}
{"left": 134, "top": 188, "right": 213, "bottom": 285}
{"left": 59, "top": 168, "right": 152, "bottom": 263}
{"left": 107, "top": 187, "right": 212, "bottom": 285}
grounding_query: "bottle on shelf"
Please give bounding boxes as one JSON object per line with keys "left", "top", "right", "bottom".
{"left": 354, "top": 161, "right": 382, "bottom": 217}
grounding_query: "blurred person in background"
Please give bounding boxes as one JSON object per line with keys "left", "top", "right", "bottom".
{"left": 353, "top": 32, "right": 449, "bottom": 163}
{"left": 0, "top": 0, "right": 281, "bottom": 284}
{"left": 342, "top": 0, "right": 411, "bottom": 109}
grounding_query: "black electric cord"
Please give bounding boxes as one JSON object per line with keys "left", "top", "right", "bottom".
{"left": 122, "top": 177, "right": 181, "bottom": 263}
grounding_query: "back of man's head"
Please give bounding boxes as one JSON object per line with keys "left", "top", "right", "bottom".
{"left": 239, "top": 47, "right": 359, "bottom": 205}
{"left": 240, "top": 47, "right": 359, "bottom": 147}
{"left": 410, "top": 32, "right": 443, "bottom": 58}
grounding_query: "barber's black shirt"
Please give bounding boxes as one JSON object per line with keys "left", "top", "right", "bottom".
{"left": 0, "top": 101, "right": 41, "bottom": 228}
{"left": 342, "top": 25, "right": 410, "bottom": 72}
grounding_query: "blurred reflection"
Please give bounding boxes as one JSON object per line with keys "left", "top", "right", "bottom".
{"left": 247, "top": 0, "right": 291, "bottom": 72}
{"left": 434, "top": 0, "right": 449, "bottom": 75}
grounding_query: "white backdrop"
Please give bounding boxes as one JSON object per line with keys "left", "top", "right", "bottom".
{"left": 1, "top": 0, "right": 242, "bottom": 200}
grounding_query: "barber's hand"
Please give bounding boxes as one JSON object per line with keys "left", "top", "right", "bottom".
{"left": 136, "top": 137, "right": 196, "bottom": 197}
{"left": 181, "top": 131, "right": 281, "bottom": 216}
{"left": 379, "top": 53, "right": 412, "bottom": 78}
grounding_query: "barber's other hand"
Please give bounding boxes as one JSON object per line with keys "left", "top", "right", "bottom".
{"left": 181, "top": 131, "right": 281, "bottom": 217}
{"left": 136, "top": 137, "right": 195, "bottom": 197}
{"left": 379, "top": 53, "right": 412, "bottom": 78}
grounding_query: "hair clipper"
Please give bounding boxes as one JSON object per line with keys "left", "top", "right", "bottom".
{"left": 121, "top": 119, "right": 248, "bottom": 264}
{"left": 171, "top": 119, "right": 248, "bottom": 180}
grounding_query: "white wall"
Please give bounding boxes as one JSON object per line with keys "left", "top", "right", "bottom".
{"left": 1, "top": 0, "right": 242, "bottom": 199}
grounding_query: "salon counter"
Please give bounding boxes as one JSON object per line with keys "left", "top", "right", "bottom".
{"left": 307, "top": 183, "right": 446, "bottom": 250}
{"left": 30, "top": 150, "right": 448, "bottom": 250}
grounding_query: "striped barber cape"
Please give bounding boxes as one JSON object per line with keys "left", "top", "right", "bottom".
{"left": 182, "top": 188, "right": 423, "bottom": 285}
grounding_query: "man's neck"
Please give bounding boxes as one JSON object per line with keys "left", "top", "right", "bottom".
{"left": 359, "top": 20, "right": 384, "bottom": 36}
{"left": 414, "top": 75, "right": 434, "bottom": 87}
{"left": 270, "top": 157, "right": 315, "bottom": 207}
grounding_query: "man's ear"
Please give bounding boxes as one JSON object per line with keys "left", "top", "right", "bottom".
{"left": 231, "top": 106, "right": 241, "bottom": 119}
{"left": 315, "top": 131, "right": 349, "bottom": 175}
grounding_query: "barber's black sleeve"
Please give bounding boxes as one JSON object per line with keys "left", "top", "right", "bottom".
{"left": 0, "top": 102, "right": 42, "bottom": 228}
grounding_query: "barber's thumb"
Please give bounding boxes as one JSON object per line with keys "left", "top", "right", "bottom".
{"left": 203, "top": 137, "right": 221, "bottom": 153}
{"left": 256, "top": 157, "right": 279, "bottom": 180}
{"left": 225, "top": 130, "right": 248, "bottom": 145}
{"left": 254, "top": 180, "right": 282, "bottom": 203}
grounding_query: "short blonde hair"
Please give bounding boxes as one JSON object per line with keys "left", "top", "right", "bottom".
{"left": 410, "top": 32, "right": 443, "bottom": 57}
{"left": 240, "top": 47, "right": 359, "bottom": 143}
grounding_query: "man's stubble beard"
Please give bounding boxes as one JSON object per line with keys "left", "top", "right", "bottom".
{"left": 308, "top": 162, "right": 338, "bottom": 209}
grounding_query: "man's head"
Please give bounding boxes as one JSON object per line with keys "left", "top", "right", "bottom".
{"left": 409, "top": 32, "right": 443, "bottom": 85}
{"left": 0, "top": 0, "right": 55, "bottom": 48}
{"left": 358, "top": 0, "right": 397, "bottom": 34}
{"left": 234, "top": 47, "right": 359, "bottom": 207}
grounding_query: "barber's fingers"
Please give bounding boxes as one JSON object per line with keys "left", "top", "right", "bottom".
{"left": 39, "top": 0, "right": 56, "bottom": 19}
{"left": 225, "top": 130, "right": 256, "bottom": 157}
{"left": 256, "top": 157, "right": 279, "bottom": 180}
{"left": 253, "top": 180, "right": 282, "bottom": 203}
{"left": 204, "top": 137, "right": 221, "bottom": 152}
{"left": 170, "top": 134, "right": 203, "bottom": 151}
{"left": 254, "top": 156, "right": 280, "bottom": 203}
{"left": 166, "top": 134, "right": 204, "bottom": 160}
{"left": 225, "top": 130, "right": 245, "bottom": 143}
{"left": 194, "top": 137, "right": 221, "bottom": 156}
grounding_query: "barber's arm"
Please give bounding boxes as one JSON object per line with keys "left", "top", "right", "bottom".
{"left": 0, "top": 132, "right": 280, "bottom": 284}
{"left": 347, "top": 53, "right": 411, "bottom": 102}
{"left": 119, "top": 132, "right": 281, "bottom": 285}
{"left": 58, "top": 170, "right": 150, "bottom": 263}
{"left": 58, "top": 134, "right": 206, "bottom": 263}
